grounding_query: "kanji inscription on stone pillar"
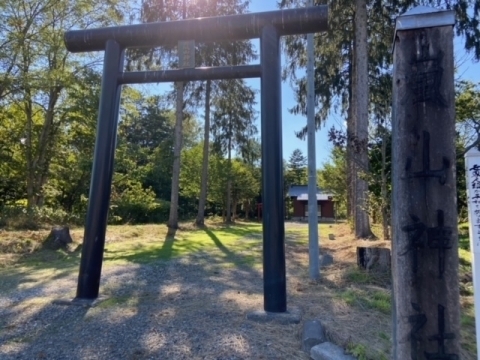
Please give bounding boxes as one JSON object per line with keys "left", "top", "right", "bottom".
{"left": 392, "top": 6, "right": 460, "bottom": 359}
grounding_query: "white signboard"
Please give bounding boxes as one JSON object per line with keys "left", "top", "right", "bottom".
{"left": 178, "top": 40, "right": 195, "bottom": 69}
{"left": 464, "top": 146, "right": 480, "bottom": 355}
{"left": 465, "top": 147, "right": 480, "bottom": 253}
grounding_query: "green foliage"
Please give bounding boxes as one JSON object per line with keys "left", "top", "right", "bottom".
{"left": 180, "top": 143, "right": 204, "bottom": 199}
{"left": 230, "top": 159, "right": 261, "bottom": 209}
{"left": 0, "top": 0, "right": 127, "bottom": 210}
{"left": 460, "top": 299, "right": 478, "bottom": 354}
{"left": 367, "top": 126, "right": 392, "bottom": 224}
{"left": 0, "top": 105, "right": 28, "bottom": 205}
{"left": 0, "top": 204, "right": 83, "bottom": 229}
{"left": 344, "top": 268, "right": 372, "bottom": 284}
{"left": 339, "top": 288, "right": 391, "bottom": 314}
{"left": 110, "top": 182, "right": 168, "bottom": 224}
{"left": 455, "top": 82, "right": 480, "bottom": 221}
{"left": 346, "top": 343, "right": 368, "bottom": 360}
{"left": 48, "top": 69, "right": 101, "bottom": 212}
{"left": 456, "top": 81, "right": 480, "bottom": 150}
{"left": 208, "top": 155, "right": 230, "bottom": 208}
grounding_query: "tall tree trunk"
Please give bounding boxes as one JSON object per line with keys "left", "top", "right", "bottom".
{"left": 226, "top": 123, "right": 232, "bottom": 224}
{"left": 346, "top": 33, "right": 355, "bottom": 226}
{"left": 25, "top": 94, "right": 35, "bottom": 211}
{"left": 353, "top": 0, "right": 373, "bottom": 239}
{"left": 347, "top": 98, "right": 355, "bottom": 225}
{"left": 381, "top": 125, "right": 390, "bottom": 240}
{"left": 195, "top": 79, "right": 211, "bottom": 227}
{"left": 35, "top": 87, "right": 62, "bottom": 207}
{"left": 222, "top": 203, "right": 226, "bottom": 222}
{"left": 168, "top": 81, "right": 184, "bottom": 232}
{"left": 347, "top": 38, "right": 356, "bottom": 228}
{"left": 232, "top": 200, "right": 237, "bottom": 221}
{"left": 244, "top": 200, "right": 250, "bottom": 219}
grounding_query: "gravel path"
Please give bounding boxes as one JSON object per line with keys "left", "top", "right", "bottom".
{"left": 0, "top": 249, "right": 305, "bottom": 360}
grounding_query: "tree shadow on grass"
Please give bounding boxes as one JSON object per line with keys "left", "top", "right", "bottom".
{"left": 161, "top": 232, "right": 175, "bottom": 260}
{"left": 103, "top": 231, "right": 199, "bottom": 264}
{"left": 203, "top": 226, "right": 259, "bottom": 268}
{"left": 203, "top": 227, "right": 235, "bottom": 257}
{"left": 214, "top": 225, "right": 262, "bottom": 238}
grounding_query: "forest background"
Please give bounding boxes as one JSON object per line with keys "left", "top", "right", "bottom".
{"left": 0, "top": 0, "right": 479, "bottom": 235}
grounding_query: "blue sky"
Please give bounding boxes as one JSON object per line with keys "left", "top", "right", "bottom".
{"left": 151, "top": 1, "right": 480, "bottom": 168}
{"left": 247, "top": 1, "right": 336, "bottom": 167}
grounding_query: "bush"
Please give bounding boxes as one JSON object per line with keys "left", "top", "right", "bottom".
{"left": 0, "top": 203, "right": 83, "bottom": 229}
{"left": 110, "top": 182, "right": 169, "bottom": 224}
{"left": 0, "top": 183, "right": 171, "bottom": 229}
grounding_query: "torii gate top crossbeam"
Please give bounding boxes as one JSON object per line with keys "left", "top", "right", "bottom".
{"left": 64, "top": 6, "right": 328, "bottom": 53}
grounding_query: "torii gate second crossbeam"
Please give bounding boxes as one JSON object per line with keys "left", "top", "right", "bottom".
{"left": 64, "top": 6, "right": 328, "bottom": 313}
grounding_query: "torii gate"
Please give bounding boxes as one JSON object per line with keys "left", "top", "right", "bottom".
{"left": 64, "top": 6, "right": 328, "bottom": 313}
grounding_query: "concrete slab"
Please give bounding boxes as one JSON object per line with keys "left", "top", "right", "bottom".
{"left": 246, "top": 306, "right": 302, "bottom": 325}
{"left": 310, "top": 342, "right": 356, "bottom": 360}
{"left": 52, "top": 296, "right": 107, "bottom": 308}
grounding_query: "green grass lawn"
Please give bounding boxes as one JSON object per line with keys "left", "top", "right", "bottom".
{"left": 101, "top": 222, "right": 264, "bottom": 267}
{"left": 0, "top": 221, "right": 267, "bottom": 292}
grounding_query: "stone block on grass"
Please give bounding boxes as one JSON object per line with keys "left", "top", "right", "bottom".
{"left": 319, "top": 253, "right": 334, "bottom": 267}
{"left": 302, "top": 319, "right": 326, "bottom": 353}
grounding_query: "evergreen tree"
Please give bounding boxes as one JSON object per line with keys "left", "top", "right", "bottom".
{"left": 280, "top": 0, "right": 390, "bottom": 237}
{"left": 192, "top": 0, "right": 255, "bottom": 227}
{"left": 211, "top": 79, "right": 257, "bottom": 223}
{"left": 286, "top": 149, "right": 308, "bottom": 186}
{"left": 134, "top": 0, "right": 256, "bottom": 229}
{"left": 280, "top": 0, "right": 480, "bottom": 237}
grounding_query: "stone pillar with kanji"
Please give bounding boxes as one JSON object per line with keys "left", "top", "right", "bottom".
{"left": 391, "top": 7, "right": 460, "bottom": 359}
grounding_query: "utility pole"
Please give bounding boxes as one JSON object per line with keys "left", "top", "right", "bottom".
{"left": 307, "top": 0, "right": 319, "bottom": 280}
